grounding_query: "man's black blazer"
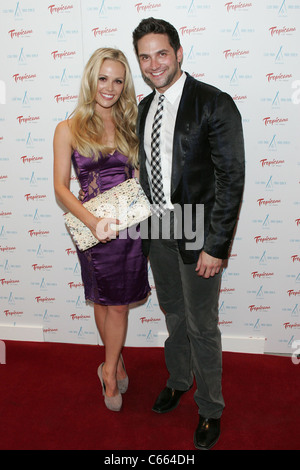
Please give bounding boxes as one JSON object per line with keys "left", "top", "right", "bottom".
{"left": 137, "top": 73, "right": 245, "bottom": 263}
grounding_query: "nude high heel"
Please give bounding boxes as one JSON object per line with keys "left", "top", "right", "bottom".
{"left": 97, "top": 363, "right": 122, "bottom": 412}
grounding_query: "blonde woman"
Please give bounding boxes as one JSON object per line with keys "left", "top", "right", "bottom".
{"left": 53, "top": 48, "right": 150, "bottom": 411}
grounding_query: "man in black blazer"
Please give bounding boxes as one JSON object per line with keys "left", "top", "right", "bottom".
{"left": 133, "top": 18, "right": 245, "bottom": 450}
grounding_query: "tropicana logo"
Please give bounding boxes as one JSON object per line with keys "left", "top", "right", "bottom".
{"left": 68, "top": 282, "right": 84, "bottom": 289}
{"left": 260, "top": 158, "right": 285, "bottom": 167}
{"left": 48, "top": 4, "right": 74, "bottom": 14}
{"left": 263, "top": 117, "right": 288, "bottom": 126}
{"left": 135, "top": 2, "right": 161, "bottom": 13}
{"left": 266, "top": 72, "right": 293, "bottom": 82}
{"left": 35, "top": 296, "right": 55, "bottom": 303}
{"left": 65, "top": 248, "right": 76, "bottom": 255}
{"left": 251, "top": 271, "right": 274, "bottom": 279}
{"left": 248, "top": 305, "right": 271, "bottom": 312}
{"left": 269, "top": 26, "right": 296, "bottom": 37}
{"left": 70, "top": 314, "right": 91, "bottom": 320}
{"left": 91, "top": 27, "right": 117, "bottom": 37}
{"left": 4, "top": 310, "right": 23, "bottom": 317}
{"left": 179, "top": 26, "right": 206, "bottom": 36}
{"left": 17, "top": 115, "right": 40, "bottom": 124}
{"left": 28, "top": 230, "right": 50, "bottom": 237}
{"left": 223, "top": 49, "right": 249, "bottom": 59}
{"left": 139, "top": 317, "right": 161, "bottom": 324}
{"left": 224, "top": 2, "right": 252, "bottom": 12}
{"left": 254, "top": 236, "right": 278, "bottom": 244}
{"left": 32, "top": 264, "right": 53, "bottom": 271}
{"left": 287, "top": 290, "right": 300, "bottom": 297}
{"left": 21, "top": 155, "right": 44, "bottom": 164}
{"left": 8, "top": 28, "right": 33, "bottom": 39}
{"left": 257, "top": 198, "right": 281, "bottom": 206}
{"left": 24, "top": 194, "right": 46, "bottom": 202}
{"left": 0, "top": 278, "right": 19, "bottom": 285}
{"left": 0, "top": 246, "right": 16, "bottom": 253}
{"left": 12, "top": 73, "right": 37, "bottom": 83}
{"left": 51, "top": 50, "right": 76, "bottom": 60}
{"left": 283, "top": 322, "right": 300, "bottom": 329}
{"left": 54, "top": 94, "right": 78, "bottom": 103}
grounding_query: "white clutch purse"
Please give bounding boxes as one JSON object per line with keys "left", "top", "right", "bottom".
{"left": 64, "top": 177, "right": 151, "bottom": 251}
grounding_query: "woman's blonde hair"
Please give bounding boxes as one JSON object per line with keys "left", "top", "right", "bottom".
{"left": 70, "top": 48, "right": 139, "bottom": 166}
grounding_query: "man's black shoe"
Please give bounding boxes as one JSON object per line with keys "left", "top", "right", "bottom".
{"left": 152, "top": 386, "right": 189, "bottom": 413}
{"left": 193, "top": 415, "right": 221, "bottom": 450}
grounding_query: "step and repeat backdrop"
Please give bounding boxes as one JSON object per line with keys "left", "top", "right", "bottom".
{"left": 0, "top": 0, "right": 299, "bottom": 355}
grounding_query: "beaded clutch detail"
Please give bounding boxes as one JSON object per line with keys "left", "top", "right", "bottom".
{"left": 64, "top": 177, "right": 151, "bottom": 251}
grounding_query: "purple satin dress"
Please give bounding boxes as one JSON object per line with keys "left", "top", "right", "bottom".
{"left": 71, "top": 149, "right": 150, "bottom": 305}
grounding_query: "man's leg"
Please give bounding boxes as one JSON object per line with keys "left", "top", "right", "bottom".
{"left": 149, "top": 236, "right": 194, "bottom": 391}
{"left": 179, "top": 258, "right": 224, "bottom": 419}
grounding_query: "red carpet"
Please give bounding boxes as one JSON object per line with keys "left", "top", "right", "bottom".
{"left": 0, "top": 340, "right": 298, "bottom": 451}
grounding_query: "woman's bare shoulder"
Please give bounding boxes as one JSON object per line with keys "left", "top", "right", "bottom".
{"left": 54, "top": 118, "right": 73, "bottom": 142}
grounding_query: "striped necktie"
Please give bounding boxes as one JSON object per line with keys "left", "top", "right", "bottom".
{"left": 150, "top": 94, "right": 167, "bottom": 217}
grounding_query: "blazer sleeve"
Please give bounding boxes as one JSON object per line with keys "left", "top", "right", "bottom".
{"left": 203, "top": 91, "right": 245, "bottom": 259}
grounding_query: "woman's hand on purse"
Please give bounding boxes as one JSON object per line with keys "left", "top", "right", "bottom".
{"left": 94, "top": 218, "right": 120, "bottom": 243}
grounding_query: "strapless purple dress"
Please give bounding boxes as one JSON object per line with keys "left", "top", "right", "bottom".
{"left": 71, "top": 149, "right": 150, "bottom": 305}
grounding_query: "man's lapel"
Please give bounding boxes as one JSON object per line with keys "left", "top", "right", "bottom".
{"left": 170, "top": 77, "right": 192, "bottom": 199}
{"left": 138, "top": 91, "right": 155, "bottom": 200}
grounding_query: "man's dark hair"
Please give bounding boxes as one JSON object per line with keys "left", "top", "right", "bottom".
{"left": 132, "top": 17, "right": 181, "bottom": 56}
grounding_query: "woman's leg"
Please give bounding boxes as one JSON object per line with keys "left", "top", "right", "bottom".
{"left": 94, "top": 303, "right": 107, "bottom": 344}
{"left": 94, "top": 303, "right": 129, "bottom": 397}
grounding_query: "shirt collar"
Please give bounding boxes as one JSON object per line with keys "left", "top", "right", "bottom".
{"left": 155, "top": 72, "right": 186, "bottom": 105}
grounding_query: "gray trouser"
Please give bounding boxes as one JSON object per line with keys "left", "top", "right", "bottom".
{"left": 148, "top": 216, "right": 225, "bottom": 419}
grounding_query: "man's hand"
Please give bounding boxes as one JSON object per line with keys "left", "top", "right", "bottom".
{"left": 195, "top": 251, "right": 222, "bottom": 278}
